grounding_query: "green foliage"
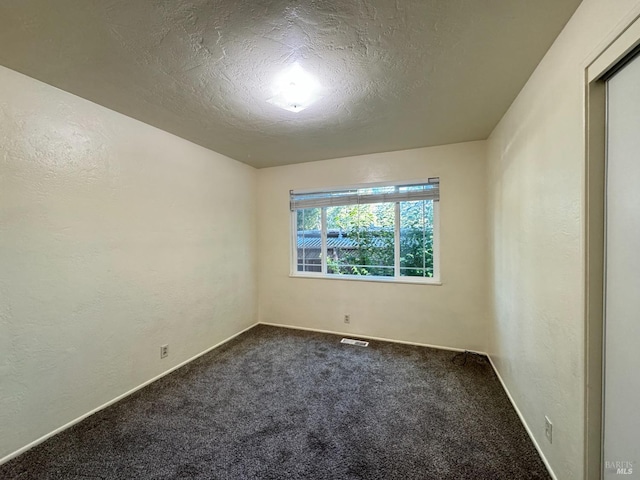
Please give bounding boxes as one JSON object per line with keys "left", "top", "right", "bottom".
{"left": 400, "top": 226, "right": 434, "bottom": 277}
{"left": 297, "top": 208, "right": 320, "bottom": 230}
{"left": 399, "top": 200, "right": 434, "bottom": 277}
{"left": 325, "top": 204, "right": 393, "bottom": 276}
{"left": 296, "top": 201, "right": 435, "bottom": 278}
{"left": 325, "top": 201, "right": 433, "bottom": 277}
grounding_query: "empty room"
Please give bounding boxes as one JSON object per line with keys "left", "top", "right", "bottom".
{"left": 2, "top": 0, "right": 640, "bottom": 479}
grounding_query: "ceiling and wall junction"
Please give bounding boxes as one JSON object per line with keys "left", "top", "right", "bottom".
{"left": 0, "top": 0, "right": 581, "bottom": 168}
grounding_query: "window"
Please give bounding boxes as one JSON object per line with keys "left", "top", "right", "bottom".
{"left": 291, "top": 179, "right": 440, "bottom": 283}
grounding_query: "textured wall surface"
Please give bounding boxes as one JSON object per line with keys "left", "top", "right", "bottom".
{"left": 486, "top": 1, "right": 640, "bottom": 478}
{"left": 0, "top": 66, "right": 257, "bottom": 461}
{"left": 0, "top": 0, "right": 580, "bottom": 167}
{"left": 258, "top": 141, "right": 489, "bottom": 351}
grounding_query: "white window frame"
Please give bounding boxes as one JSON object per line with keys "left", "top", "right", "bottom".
{"left": 290, "top": 179, "right": 441, "bottom": 285}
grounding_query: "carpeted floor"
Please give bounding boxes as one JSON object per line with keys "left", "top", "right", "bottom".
{"left": 0, "top": 325, "right": 550, "bottom": 479}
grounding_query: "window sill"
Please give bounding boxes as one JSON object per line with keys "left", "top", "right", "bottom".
{"left": 289, "top": 273, "right": 442, "bottom": 286}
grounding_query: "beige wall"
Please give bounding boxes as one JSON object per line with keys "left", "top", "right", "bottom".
{"left": 0, "top": 66, "right": 257, "bottom": 461}
{"left": 258, "top": 141, "right": 489, "bottom": 352}
{"left": 5, "top": 0, "right": 640, "bottom": 473}
{"left": 486, "top": 1, "right": 640, "bottom": 479}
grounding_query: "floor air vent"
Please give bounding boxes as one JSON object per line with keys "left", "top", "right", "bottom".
{"left": 341, "top": 338, "right": 369, "bottom": 347}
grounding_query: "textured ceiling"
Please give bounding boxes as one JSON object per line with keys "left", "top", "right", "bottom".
{"left": 0, "top": 0, "right": 581, "bottom": 168}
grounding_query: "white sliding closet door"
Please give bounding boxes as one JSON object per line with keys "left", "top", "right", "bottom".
{"left": 603, "top": 51, "right": 640, "bottom": 478}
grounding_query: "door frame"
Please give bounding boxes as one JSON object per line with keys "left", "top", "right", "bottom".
{"left": 584, "top": 10, "right": 640, "bottom": 480}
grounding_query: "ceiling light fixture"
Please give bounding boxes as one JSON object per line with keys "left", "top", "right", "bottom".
{"left": 267, "top": 62, "right": 324, "bottom": 113}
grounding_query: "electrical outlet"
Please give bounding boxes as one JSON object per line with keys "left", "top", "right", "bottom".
{"left": 545, "top": 416, "right": 553, "bottom": 444}
{"left": 344, "top": 314, "right": 350, "bottom": 324}
{"left": 160, "top": 344, "right": 169, "bottom": 359}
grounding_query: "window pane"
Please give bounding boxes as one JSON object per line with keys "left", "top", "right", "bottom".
{"left": 326, "top": 203, "right": 394, "bottom": 276}
{"left": 400, "top": 200, "right": 434, "bottom": 277}
{"left": 296, "top": 208, "right": 322, "bottom": 273}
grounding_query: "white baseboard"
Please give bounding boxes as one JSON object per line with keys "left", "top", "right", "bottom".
{"left": 258, "top": 321, "right": 488, "bottom": 355}
{"left": 0, "top": 322, "right": 259, "bottom": 466}
{"left": 2, "top": 320, "right": 556, "bottom": 480}
{"left": 486, "top": 355, "right": 557, "bottom": 480}
{"left": 260, "top": 322, "right": 556, "bottom": 479}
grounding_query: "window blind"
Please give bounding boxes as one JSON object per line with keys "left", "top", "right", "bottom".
{"left": 290, "top": 178, "right": 439, "bottom": 211}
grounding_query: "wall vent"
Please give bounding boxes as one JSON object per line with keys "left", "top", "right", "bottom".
{"left": 341, "top": 338, "right": 369, "bottom": 347}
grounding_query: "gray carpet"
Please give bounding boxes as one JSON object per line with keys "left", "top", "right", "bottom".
{"left": 0, "top": 325, "right": 550, "bottom": 479}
